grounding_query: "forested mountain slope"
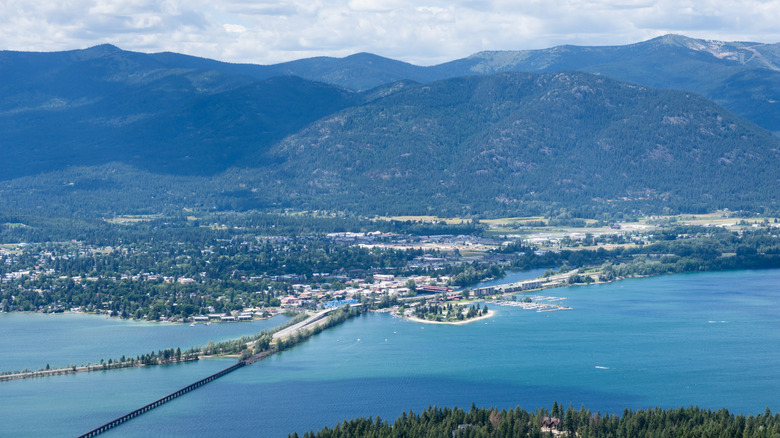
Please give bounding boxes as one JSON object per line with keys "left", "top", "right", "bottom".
{"left": 241, "top": 72, "right": 780, "bottom": 216}
{"left": 1, "top": 45, "right": 779, "bottom": 218}
{"left": 0, "top": 45, "right": 357, "bottom": 178}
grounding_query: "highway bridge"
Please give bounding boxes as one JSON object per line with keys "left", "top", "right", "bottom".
{"left": 77, "top": 305, "right": 359, "bottom": 437}
{"left": 77, "top": 361, "right": 245, "bottom": 438}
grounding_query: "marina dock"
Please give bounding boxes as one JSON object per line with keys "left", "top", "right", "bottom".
{"left": 485, "top": 295, "right": 572, "bottom": 312}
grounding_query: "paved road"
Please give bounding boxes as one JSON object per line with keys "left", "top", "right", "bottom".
{"left": 271, "top": 308, "right": 340, "bottom": 340}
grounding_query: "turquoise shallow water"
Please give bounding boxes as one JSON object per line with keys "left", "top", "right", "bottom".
{"left": 0, "top": 313, "right": 290, "bottom": 372}
{"left": 2, "top": 270, "right": 780, "bottom": 437}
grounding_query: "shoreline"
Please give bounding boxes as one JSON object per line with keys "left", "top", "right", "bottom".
{"left": 402, "top": 309, "right": 495, "bottom": 325}
{"left": 0, "top": 309, "right": 284, "bottom": 325}
{"left": 0, "top": 357, "right": 199, "bottom": 382}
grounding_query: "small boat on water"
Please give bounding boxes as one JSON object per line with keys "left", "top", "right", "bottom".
{"left": 189, "top": 322, "right": 197, "bottom": 327}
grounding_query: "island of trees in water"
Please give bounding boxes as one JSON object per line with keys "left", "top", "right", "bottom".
{"left": 294, "top": 404, "right": 780, "bottom": 438}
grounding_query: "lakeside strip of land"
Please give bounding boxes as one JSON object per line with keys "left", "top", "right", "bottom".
{"left": 0, "top": 358, "right": 198, "bottom": 382}
{"left": 0, "top": 312, "right": 308, "bottom": 382}
{"left": 0, "top": 306, "right": 363, "bottom": 382}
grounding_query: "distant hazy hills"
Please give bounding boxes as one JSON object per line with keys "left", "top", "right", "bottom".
{"left": 1, "top": 35, "right": 778, "bottom": 217}
{"left": 451, "top": 35, "right": 780, "bottom": 136}
{"left": 284, "top": 35, "right": 780, "bottom": 136}
{"left": 150, "top": 34, "right": 780, "bottom": 135}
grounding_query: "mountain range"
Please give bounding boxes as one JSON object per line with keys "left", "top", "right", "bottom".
{"left": 0, "top": 35, "right": 778, "bottom": 218}
{"left": 96, "top": 34, "right": 780, "bottom": 135}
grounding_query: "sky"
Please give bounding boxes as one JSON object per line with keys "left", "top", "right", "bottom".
{"left": 1, "top": 0, "right": 779, "bottom": 65}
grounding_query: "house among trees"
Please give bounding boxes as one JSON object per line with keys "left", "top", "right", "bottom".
{"left": 451, "top": 423, "right": 471, "bottom": 437}
{"left": 541, "top": 416, "right": 561, "bottom": 429}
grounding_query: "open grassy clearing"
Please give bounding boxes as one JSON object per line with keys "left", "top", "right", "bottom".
{"left": 1, "top": 223, "right": 29, "bottom": 229}
{"left": 104, "top": 214, "right": 163, "bottom": 224}
{"left": 636, "top": 211, "right": 778, "bottom": 227}
{"left": 375, "top": 215, "right": 471, "bottom": 224}
{"left": 480, "top": 216, "right": 547, "bottom": 226}
{"left": 555, "top": 242, "right": 641, "bottom": 251}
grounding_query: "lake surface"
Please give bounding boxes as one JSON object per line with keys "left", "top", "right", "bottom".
{"left": 3, "top": 270, "right": 780, "bottom": 437}
{"left": 0, "top": 313, "right": 290, "bottom": 371}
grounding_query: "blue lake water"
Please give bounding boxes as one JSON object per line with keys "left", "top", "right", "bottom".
{"left": 2, "top": 270, "right": 780, "bottom": 437}
{"left": 0, "top": 313, "right": 290, "bottom": 371}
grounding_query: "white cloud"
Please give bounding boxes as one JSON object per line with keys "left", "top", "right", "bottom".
{"left": 348, "top": 0, "right": 410, "bottom": 13}
{"left": 0, "top": 0, "right": 778, "bottom": 65}
{"left": 223, "top": 23, "right": 247, "bottom": 33}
